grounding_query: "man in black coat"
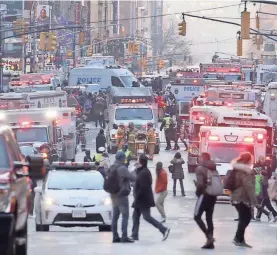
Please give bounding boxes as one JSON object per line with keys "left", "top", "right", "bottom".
{"left": 131, "top": 154, "right": 170, "bottom": 241}
{"left": 96, "top": 129, "right": 106, "bottom": 153}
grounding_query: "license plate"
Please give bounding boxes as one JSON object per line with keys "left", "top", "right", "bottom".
{"left": 72, "top": 210, "right": 86, "bottom": 218}
{"left": 137, "top": 149, "right": 144, "bottom": 153}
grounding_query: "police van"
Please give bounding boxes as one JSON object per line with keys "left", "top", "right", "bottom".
{"left": 106, "top": 87, "right": 160, "bottom": 154}
{"left": 69, "top": 65, "right": 143, "bottom": 89}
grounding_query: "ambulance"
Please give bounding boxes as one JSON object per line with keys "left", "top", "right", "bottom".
{"left": 0, "top": 107, "right": 76, "bottom": 162}
{"left": 187, "top": 106, "right": 273, "bottom": 173}
{"left": 106, "top": 87, "right": 160, "bottom": 154}
{"left": 199, "top": 126, "right": 267, "bottom": 196}
{"left": 0, "top": 89, "right": 67, "bottom": 110}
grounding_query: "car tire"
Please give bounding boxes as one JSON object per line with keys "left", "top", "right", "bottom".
{"left": 15, "top": 223, "right": 27, "bottom": 255}
{"left": 35, "top": 224, "right": 49, "bottom": 232}
{"left": 99, "top": 225, "right": 112, "bottom": 232}
{"left": 188, "top": 164, "right": 196, "bottom": 173}
{"left": 154, "top": 145, "right": 160, "bottom": 154}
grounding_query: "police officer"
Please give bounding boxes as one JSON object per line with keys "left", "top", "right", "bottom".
{"left": 116, "top": 123, "right": 126, "bottom": 151}
{"left": 84, "top": 150, "right": 93, "bottom": 162}
{"left": 119, "top": 144, "right": 133, "bottom": 167}
{"left": 146, "top": 122, "right": 156, "bottom": 160}
{"left": 160, "top": 113, "right": 173, "bottom": 150}
{"left": 127, "top": 122, "right": 137, "bottom": 155}
{"left": 92, "top": 147, "right": 105, "bottom": 164}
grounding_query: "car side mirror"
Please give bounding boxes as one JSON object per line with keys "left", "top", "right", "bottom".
{"left": 26, "top": 155, "right": 46, "bottom": 179}
{"left": 34, "top": 186, "right": 42, "bottom": 194}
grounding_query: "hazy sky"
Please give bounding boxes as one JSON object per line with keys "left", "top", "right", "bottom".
{"left": 164, "top": 0, "right": 260, "bottom": 62}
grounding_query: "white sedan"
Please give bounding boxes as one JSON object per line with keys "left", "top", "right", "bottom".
{"left": 34, "top": 164, "right": 112, "bottom": 232}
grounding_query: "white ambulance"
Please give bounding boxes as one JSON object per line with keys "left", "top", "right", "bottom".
{"left": 0, "top": 107, "right": 76, "bottom": 162}
{"left": 199, "top": 126, "right": 267, "bottom": 196}
{"left": 0, "top": 89, "right": 67, "bottom": 110}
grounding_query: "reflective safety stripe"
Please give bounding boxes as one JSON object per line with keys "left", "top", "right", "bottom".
{"left": 164, "top": 117, "right": 171, "bottom": 129}
{"left": 95, "top": 154, "right": 103, "bottom": 163}
{"left": 118, "top": 150, "right": 131, "bottom": 164}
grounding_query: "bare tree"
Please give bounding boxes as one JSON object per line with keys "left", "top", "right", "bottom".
{"left": 160, "top": 23, "right": 191, "bottom": 57}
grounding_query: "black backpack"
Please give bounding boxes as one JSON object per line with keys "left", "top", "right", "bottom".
{"left": 104, "top": 167, "right": 120, "bottom": 194}
{"left": 224, "top": 169, "right": 238, "bottom": 191}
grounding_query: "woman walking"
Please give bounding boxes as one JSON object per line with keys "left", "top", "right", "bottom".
{"left": 131, "top": 155, "right": 170, "bottom": 241}
{"left": 155, "top": 162, "right": 168, "bottom": 223}
{"left": 231, "top": 152, "right": 256, "bottom": 248}
{"left": 170, "top": 152, "right": 185, "bottom": 196}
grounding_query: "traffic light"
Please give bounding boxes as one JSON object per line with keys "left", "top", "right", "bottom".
{"left": 12, "top": 20, "right": 22, "bottom": 34}
{"left": 87, "top": 46, "right": 93, "bottom": 56}
{"left": 22, "top": 21, "right": 29, "bottom": 34}
{"left": 237, "top": 38, "right": 243, "bottom": 56}
{"left": 79, "top": 32, "right": 85, "bottom": 45}
{"left": 22, "top": 35, "right": 28, "bottom": 44}
{"left": 39, "top": 32, "right": 46, "bottom": 50}
{"left": 128, "top": 42, "right": 134, "bottom": 53}
{"left": 256, "top": 13, "right": 260, "bottom": 30}
{"left": 241, "top": 10, "right": 250, "bottom": 40}
{"left": 66, "top": 50, "right": 73, "bottom": 57}
{"left": 133, "top": 43, "right": 140, "bottom": 54}
{"left": 178, "top": 21, "right": 186, "bottom": 36}
{"left": 47, "top": 32, "right": 58, "bottom": 51}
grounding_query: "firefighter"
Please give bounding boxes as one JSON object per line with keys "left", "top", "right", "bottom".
{"left": 127, "top": 122, "right": 137, "bottom": 155}
{"left": 92, "top": 147, "right": 105, "bottom": 164}
{"left": 116, "top": 123, "right": 125, "bottom": 151}
{"left": 160, "top": 113, "right": 173, "bottom": 150}
{"left": 146, "top": 122, "right": 156, "bottom": 160}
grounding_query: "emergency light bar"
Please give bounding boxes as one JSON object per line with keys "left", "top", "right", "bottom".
{"left": 9, "top": 121, "right": 42, "bottom": 126}
{"left": 120, "top": 98, "right": 146, "bottom": 103}
{"left": 52, "top": 162, "right": 96, "bottom": 169}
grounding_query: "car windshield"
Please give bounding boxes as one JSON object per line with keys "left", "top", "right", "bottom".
{"left": 120, "top": 76, "right": 140, "bottom": 87}
{"left": 86, "top": 85, "right": 100, "bottom": 93}
{"left": 20, "top": 146, "right": 36, "bottom": 156}
{"left": 0, "top": 135, "right": 11, "bottom": 169}
{"left": 13, "top": 127, "right": 48, "bottom": 143}
{"left": 224, "top": 74, "right": 242, "bottom": 81}
{"left": 31, "top": 86, "right": 53, "bottom": 91}
{"left": 208, "top": 143, "right": 254, "bottom": 163}
{"left": 115, "top": 108, "right": 153, "bottom": 120}
{"left": 48, "top": 171, "right": 104, "bottom": 190}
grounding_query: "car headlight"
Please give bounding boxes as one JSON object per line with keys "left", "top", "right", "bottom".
{"left": 44, "top": 197, "right": 58, "bottom": 206}
{"left": 100, "top": 197, "right": 111, "bottom": 206}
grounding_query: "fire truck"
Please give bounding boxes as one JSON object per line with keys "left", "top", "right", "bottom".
{"left": 0, "top": 107, "right": 77, "bottom": 162}
{"left": 106, "top": 87, "right": 160, "bottom": 154}
{"left": 187, "top": 106, "right": 273, "bottom": 173}
{"left": 199, "top": 126, "right": 267, "bottom": 196}
{"left": 0, "top": 89, "right": 67, "bottom": 110}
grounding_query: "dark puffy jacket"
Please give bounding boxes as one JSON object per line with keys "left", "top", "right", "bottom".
{"left": 170, "top": 158, "right": 185, "bottom": 180}
{"left": 96, "top": 133, "right": 106, "bottom": 152}
{"left": 132, "top": 166, "right": 155, "bottom": 209}
{"left": 195, "top": 160, "right": 217, "bottom": 196}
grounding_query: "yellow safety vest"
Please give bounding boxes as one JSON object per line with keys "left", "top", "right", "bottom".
{"left": 163, "top": 117, "right": 172, "bottom": 129}
{"left": 95, "top": 153, "right": 103, "bottom": 163}
{"left": 119, "top": 150, "right": 131, "bottom": 164}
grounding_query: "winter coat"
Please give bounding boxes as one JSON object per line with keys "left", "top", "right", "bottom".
{"left": 195, "top": 160, "right": 217, "bottom": 196}
{"left": 132, "top": 166, "right": 155, "bottom": 209}
{"left": 254, "top": 162, "right": 271, "bottom": 199}
{"left": 230, "top": 162, "right": 257, "bottom": 207}
{"left": 83, "top": 155, "right": 92, "bottom": 162}
{"left": 170, "top": 158, "right": 185, "bottom": 180}
{"left": 99, "top": 157, "right": 111, "bottom": 172}
{"left": 96, "top": 133, "right": 106, "bottom": 152}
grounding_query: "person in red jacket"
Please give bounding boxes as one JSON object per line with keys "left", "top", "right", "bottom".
{"left": 157, "top": 93, "right": 167, "bottom": 119}
{"left": 155, "top": 162, "right": 168, "bottom": 223}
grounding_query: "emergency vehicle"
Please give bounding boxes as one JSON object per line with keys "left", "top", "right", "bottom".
{"left": 199, "top": 126, "right": 267, "bottom": 196}
{"left": 106, "top": 87, "right": 160, "bottom": 154}
{"left": 263, "top": 82, "right": 277, "bottom": 123}
{"left": 187, "top": 106, "right": 273, "bottom": 173}
{"left": 0, "top": 89, "right": 67, "bottom": 110}
{"left": 0, "top": 107, "right": 76, "bottom": 162}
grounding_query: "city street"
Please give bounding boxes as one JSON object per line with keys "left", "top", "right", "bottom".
{"left": 28, "top": 126, "right": 277, "bottom": 255}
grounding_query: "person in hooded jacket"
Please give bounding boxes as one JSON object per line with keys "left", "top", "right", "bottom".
{"left": 83, "top": 150, "right": 92, "bottom": 162}
{"left": 231, "top": 152, "right": 257, "bottom": 248}
{"left": 131, "top": 154, "right": 170, "bottom": 242}
{"left": 170, "top": 152, "right": 185, "bottom": 196}
{"left": 96, "top": 129, "right": 106, "bottom": 153}
{"left": 194, "top": 153, "right": 217, "bottom": 249}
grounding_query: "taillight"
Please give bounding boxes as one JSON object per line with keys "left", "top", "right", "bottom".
{"left": 243, "top": 137, "right": 254, "bottom": 143}
{"left": 208, "top": 135, "right": 219, "bottom": 141}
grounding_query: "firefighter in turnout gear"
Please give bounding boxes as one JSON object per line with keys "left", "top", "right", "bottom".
{"left": 147, "top": 122, "right": 156, "bottom": 160}
{"left": 116, "top": 123, "right": 126, "bottom": 151}
{"left": 92, "top": 147, "right": 105, "bottom": 163}
{"left": 160, "top": 113, "right": 173, "bottom": 150}
{"left": 127, "top": 122, "right": 137, "bottom": 155}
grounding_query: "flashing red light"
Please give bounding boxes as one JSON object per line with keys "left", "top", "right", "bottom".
{"left": 257, "top": 134, "right": 264, "bottom": 140}
{"left": 199, "top": 116, "right": 205, "bottom": 121}
{"left": 208, "top": 135, "right": 219, "bottom": 141}
{"left": 243, "top": 137, "right": 254, "bottom": 143}
{"left": 142, "top": 125, "right": 146, "bottom": 129}
{"left": 59, "top": 162, "right": 66, "bottom": 166}
{"left": 28, "top": 81, "right": 34, "bottom": 85}
{"left": 227, "top": 103, "right": 233, "bottom": 107}
{"left": 120, "top": 99, "right": 146, "bottom": 103}
{"left": 63, "top": 112, "right": 69, "bottom": 117}
{"left": 21, "top": 121, "right": 30, "bottom": 126}
{"left": 193, "top": 79, "right": 198, "bottom": 84}
{"left": 175, "top": 80, "right": 181, "bottom": 84}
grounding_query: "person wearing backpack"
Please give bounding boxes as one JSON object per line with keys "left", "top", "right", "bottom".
{"left": 194, "top": 152, "right": 219, "bottom": 249}
{"left": 230, "top": 152, "right": 256, "bottom": 248}
{"left": 105, "top": 151, "right": 136, "bottom": 243}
